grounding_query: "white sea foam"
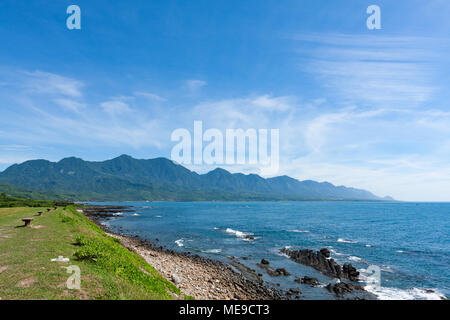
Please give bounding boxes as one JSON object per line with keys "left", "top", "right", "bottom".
{"left": 396, "top": 250, "right": 404, "bottom": 253}
{"left": 277, "top": 249, "right": 290, "bottom": 258}
{"left": 287, "top": 229, "right": 310, "bottom": 233}
{"left": 155, "top": 215, "right": 163, "bottom": 218}
{"left": 365, "top": 244, "right": 372, "bottom": 248}
{"left": 225, "top": 228, "right": 253, "bottom": 238}
{"left": 348, "top": 256, "right": 363, "bottom": 262}
{"left": 365, "top": 285, "right": 446, "bottom": 300}
{"left": 175, "top": 239, "right": 184, "bottom": 247}
{"left": 132, "top": 213, "right": 140, "bottom": 216}
{"left": 202, "top": 249, "right": 222, "bottom": 254}
{"left": 329, "top": 248, "right": 345, "bottom": 256}
{"left": 337, "top": 238, "right": 358, "bottom": 244}
{"left": 381, "top": 265, "right": 395, "bottom": 273}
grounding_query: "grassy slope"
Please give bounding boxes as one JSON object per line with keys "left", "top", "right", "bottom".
{"left": 0, "top": 206, "right": 182, "bottom": 300}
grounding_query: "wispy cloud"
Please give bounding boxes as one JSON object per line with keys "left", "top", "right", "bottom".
{"left": 184, "top": 79, "right": 207, "bottom": 94}
{"left": 294, "top": 34, "right": 444, "bottom": 107}
{"left": 100, "top": 100, "right": 131, "bottom": 115}
{"left": 191, "top": 94, "right": 294, "bottom": 129}
{"left": 22, "top": 70, "right": 84, "bottom": 98}
{"left": 53, "top": 99, "right": 86, "bottom": 113}
{"left": 134, "top": 91, "right": 167, "bottom": 102}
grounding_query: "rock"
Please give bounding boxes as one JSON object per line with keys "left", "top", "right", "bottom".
{"left": 343, "top": 264, "right": 360, "bottom": 282}
{"left": 171, "top": 274, "right": 182, "bottom": 284}
{"left": 280, "top": 247, "right": 359, "bottom": 282}
{"left": 275, "top": 268, "right": 290, "bottom": 276}
{"left": 320, "top": 248, "right": 331, "bottom": 258}
{"left": 261, "top": 259, "right": 270, "bottom": 265}
{"left": 295, "top": 276, "right": 320, "bottom": 286}
{"left": 257, "top": 263, "right": 290, "bottom": 277}
{"left": 287, "top": 288, "right": 302, "bottom": 295}
{"left": 326, "top": 282, "right": 365, "bottom": 297}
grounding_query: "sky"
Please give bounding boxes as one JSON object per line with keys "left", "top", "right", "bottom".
{"left": 0, "top": 0, "right": 449, "bottom": 201}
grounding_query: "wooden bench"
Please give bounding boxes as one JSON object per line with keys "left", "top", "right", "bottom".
{"left": 37, "top": 211, "right": 43, "bottom": 216}
{"left": 22, "top": 218, "right": 33, "bottom": 227}
{"left": 46, "top": 208, "right": 51, "bottom": 212}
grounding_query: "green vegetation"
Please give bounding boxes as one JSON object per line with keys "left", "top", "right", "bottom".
{"left": 0, "top": 206, "right": 182, "bottom": 300}
{"left": 0, "top": 192, "right": 72, "bottom": 208}
{"left": 0, "top": 182, "right": 63, "bottom": 200}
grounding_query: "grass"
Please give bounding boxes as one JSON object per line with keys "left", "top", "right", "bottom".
{"left": 0, "top": 205, "right": 182, "bottom": 300}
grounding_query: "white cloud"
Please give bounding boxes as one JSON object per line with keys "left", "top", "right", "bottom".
{"left": 100, "top": 100, "right": 131, "bottom": 115}
{"left": 23, "top": 70, "right": 84, "bottom": 98}
{"left": 191, "top": 94, "right": 294, "bottom": 130}
{"left": 53, "top": 99, "right": 86, "bottom": 113}
{"left": 185, "top": 79, "right": 207, "bottom": 94}
{"left": 294, "top": 34, "right": 442, "bottom": 107}
{"left": 134, "top": 91, "right": 167, "bottom": 102}
{"left": 251, "top": 95, "right": 292, "bottom": 111}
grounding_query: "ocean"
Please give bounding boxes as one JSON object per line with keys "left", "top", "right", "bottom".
{"left": 92, "top": 201, "right": 449, "bottom": 300}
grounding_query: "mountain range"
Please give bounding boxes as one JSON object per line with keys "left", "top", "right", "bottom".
{"left": 0, "top": 155, "right": 393, "bottom": 201}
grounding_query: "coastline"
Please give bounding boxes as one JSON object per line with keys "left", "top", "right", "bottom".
{"left": 80, "top": 204, "right": 448, "bottom": 301}
{"left": 81, "top": 206, "right": 285, "bottom": 300}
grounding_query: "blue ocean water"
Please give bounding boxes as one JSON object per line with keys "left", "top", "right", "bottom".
{"left": 92, "top": 201, "right": 449, "bottom": 300}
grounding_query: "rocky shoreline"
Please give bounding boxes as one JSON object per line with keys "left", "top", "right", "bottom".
{"left": 82, "top": 206, "right": 285, "bottom": 300}
{"left": 81, "top": 205, "right": 376, "bottom": 300}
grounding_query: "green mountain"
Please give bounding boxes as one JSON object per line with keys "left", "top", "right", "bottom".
{"left": 0, "top": 155, "right": 390, "bottom": 201}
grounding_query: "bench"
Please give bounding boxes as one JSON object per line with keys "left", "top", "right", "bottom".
{"left": 37, "top": 211, "right": 43, "bottom": 216}
{"left": 22, "top": 218, "right": 33, "bottom": 227}
{"left": 46, "top": 208, "right": 51, "bottom": 212}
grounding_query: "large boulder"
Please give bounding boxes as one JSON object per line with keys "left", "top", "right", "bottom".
{"left": 280, "top": 247, "right": 359, "bottom": 282}
{"left": 295, "top": 276, "right": 320, "bottom": 286}
{"left": 326, "top": 282, "right": 365, "bottom": 297}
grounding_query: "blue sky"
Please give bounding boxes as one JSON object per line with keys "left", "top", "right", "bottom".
{"left": 0, "top": 0, "right": 449, "bottom": 201}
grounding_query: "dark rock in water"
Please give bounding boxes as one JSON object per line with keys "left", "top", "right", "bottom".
{"left": 287, "top": 288, "right": 301, "bottom": 295}
{"left": 342, "top": 263, "right": 359, "bottom": 282}
{"left": 261, "top": 258, "right": 270, "bottom": 265}
{"left": 295, "top": 276, "right": 320, "bottom": 286}
{"left": 257, "top": 263, "right": 290, "bottom": 277}
{"left": 275, "top": 268, "right": 290, "bottom": 276}
{"left": 320, "top": 248, "right": 331, "bottom": 258}
{"left": 280, "top": 247, "right": 359, "bottom": 282}
{"left": 326, "top": 282, "right": 365, "bottom": 297}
